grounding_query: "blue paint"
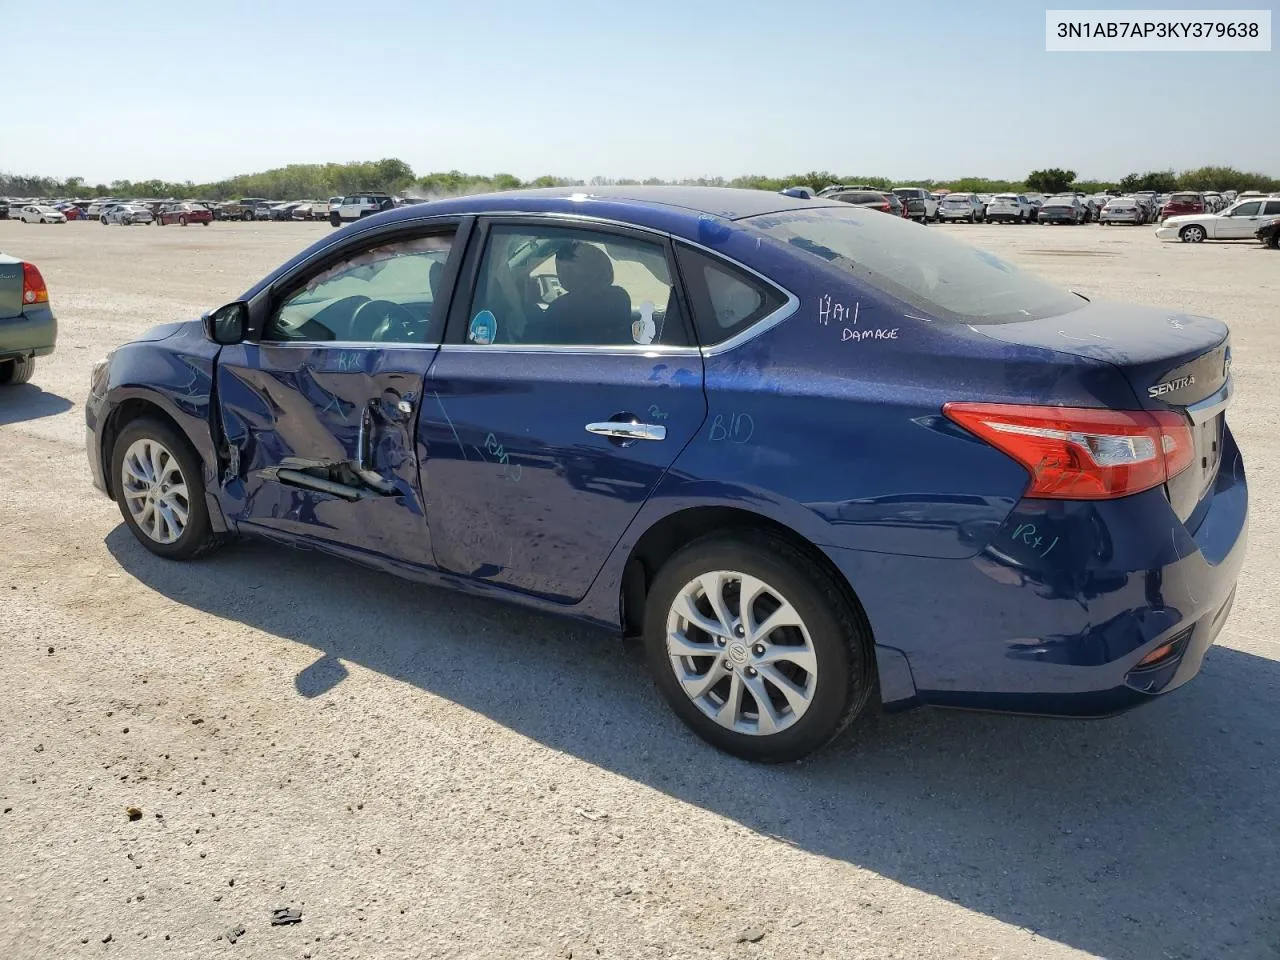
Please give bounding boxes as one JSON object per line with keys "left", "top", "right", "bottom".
{"left": 85, "top": 186, "right": 1247, "bottom": 718}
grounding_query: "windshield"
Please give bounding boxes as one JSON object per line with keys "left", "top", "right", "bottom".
{"left": 744, "top": 205, "right": 1083, "bottom": 324}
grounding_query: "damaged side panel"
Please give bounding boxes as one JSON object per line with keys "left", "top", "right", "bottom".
{"left": 214, "top": 342, "right": 436, "bottom": 566}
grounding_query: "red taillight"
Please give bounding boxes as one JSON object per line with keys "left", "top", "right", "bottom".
{"left": 879, "top": 203, "right": 891, "bottom": 212}
{"left": 21, "top": 262, "right": 48, "bottom": 305}
{"left": 942, "top": 402, "right": 1194, "bottom": 499}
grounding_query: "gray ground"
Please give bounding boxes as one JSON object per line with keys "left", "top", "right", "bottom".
{"left": 1, "top": 219, "right": 1276, "bottom": 960}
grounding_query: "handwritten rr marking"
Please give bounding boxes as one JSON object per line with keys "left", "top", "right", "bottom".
{"left": 483, "top": 432, "right": 522, "bottom": 482}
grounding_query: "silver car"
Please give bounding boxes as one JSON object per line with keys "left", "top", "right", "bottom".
{"left": 100, "top": 203, "right": 154, "bottom": 226}
{"left": 1098, "top": 197, "right": 1145, "bottom": 225}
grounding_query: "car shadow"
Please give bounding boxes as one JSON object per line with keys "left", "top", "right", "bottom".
{"left": 104, "top": 529, "right": 1279, "bottom": 960}
{"left": 0, "top": 383, "right": 74, "bottom": 426}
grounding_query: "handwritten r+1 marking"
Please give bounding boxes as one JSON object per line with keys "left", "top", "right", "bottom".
{"left": 1010, "top": 523, "right": 1059, "bottom": 559}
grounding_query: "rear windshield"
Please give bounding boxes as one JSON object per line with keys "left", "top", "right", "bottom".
{"left": 744, "top": 205, "right": 1083, "bottom": 324}
{"left": 1168, "top": 194, "right": 1200, "bottom": 203}
{"left": 942, "top": 196, "right": 970, "bottom": 204}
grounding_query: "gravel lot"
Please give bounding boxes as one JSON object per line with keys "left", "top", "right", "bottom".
{"left": 1, "top": 219, "right": 1277, "bottom": 960}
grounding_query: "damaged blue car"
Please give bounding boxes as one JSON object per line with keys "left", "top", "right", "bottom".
{"left": 86, "top": 187, "right": 1246, "bottom": 761}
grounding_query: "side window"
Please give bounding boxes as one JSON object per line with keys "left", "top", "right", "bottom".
{"left": 1232, "top": 202, "right": 1261, "bottom": 217}
{"left": 675, "top": 246, "right": 786, "bottom": 347}
{"left": 1261, "top": 201, "right": 1280, "bottom": 215}
{"left": 465, "top": 224, "right": 685, "bottom": 347}
{"left": 265, "top": 231, "right": 455, "bottom": 344}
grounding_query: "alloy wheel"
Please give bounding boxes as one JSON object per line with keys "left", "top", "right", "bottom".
{"left": 120, "top": 438, "right": 190, "bottom": 544}
{"left": 665, "top": 570, "right": 817, "bottom": 736}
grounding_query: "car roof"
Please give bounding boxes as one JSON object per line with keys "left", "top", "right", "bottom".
{"left": 359, "top": 186, "right": 841, "bottom": 227}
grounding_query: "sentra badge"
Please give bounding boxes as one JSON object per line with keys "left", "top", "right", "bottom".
{"left": 1148, "top": 375, "right": 1195, "bottom": 399}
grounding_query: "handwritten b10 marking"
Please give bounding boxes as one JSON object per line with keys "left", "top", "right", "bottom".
{"left": 1009, "top": 523, "right": 1059, "bottom": 558}
{"left": 709, "top": 413, "right": 755, "bottom": 444}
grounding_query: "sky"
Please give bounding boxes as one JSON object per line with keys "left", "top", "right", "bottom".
{"left": 3, "top": 0, "right": 1277, "bottom": 184}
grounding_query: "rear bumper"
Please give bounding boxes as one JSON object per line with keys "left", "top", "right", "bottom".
{"left": 0, "top": 306, "right": 57, "bottom": 358}
{"left": 825, "top": 427, "right": 1248, "bottom": 716}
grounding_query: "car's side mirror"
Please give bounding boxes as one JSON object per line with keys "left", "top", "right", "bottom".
{"left": 203, "top": 301, "right": 248, "bottom": 344}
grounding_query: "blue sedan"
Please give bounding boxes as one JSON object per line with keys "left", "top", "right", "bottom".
{"left": 85, "top": 187, "right": 1246, "bottom": 761}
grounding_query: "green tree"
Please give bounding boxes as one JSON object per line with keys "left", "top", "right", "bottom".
{"left": 1119, "top": 170, "right": 1178, "bottom": 193}
{"left": 1025, "top": 168, "right": 1077, "bottom": 194}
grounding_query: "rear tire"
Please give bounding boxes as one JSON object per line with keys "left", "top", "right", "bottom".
{"left": 111, "top": 418, "right": 220, "bottom": 561}
{"left": 0, "top": 356, "right": 35, "bottom": 385}
{"left": 643, "top": 531, "right": 875, "bottom": 763}
{"left": 179, "top": 216, "right": 187, "bottom": 226}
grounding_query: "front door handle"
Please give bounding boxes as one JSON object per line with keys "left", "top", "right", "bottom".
{"left": 586, "top": 421, "right": 666, "bottom": 441}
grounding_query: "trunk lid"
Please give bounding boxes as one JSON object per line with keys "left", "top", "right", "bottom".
{"left": 0, "top": 255, "right": 25, "bottom": 319}
{"left": 972, "top": 301, "right": 1231, "bottom": 525}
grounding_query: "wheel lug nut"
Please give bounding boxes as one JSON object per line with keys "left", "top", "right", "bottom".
{"left": 734, "top": 625, "right": 745, "bottom": 637}
{"left": 753, "top": 645, "right": 765, "bottom": 656}
{"left": 716, "top": 637, "right": 726, "bottom": 646}
{"left": 746, "top": 667, "right": 757, "bottom": 677}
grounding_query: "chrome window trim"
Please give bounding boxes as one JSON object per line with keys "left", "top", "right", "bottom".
{"left": 256, "top": 339, "right": 441, "bottom": 350}
{"left": 1187, "top": 375, "right": 1233, "bottom": 425}
{"left": 438, "top": 343, "right": 701, "bottom": 357}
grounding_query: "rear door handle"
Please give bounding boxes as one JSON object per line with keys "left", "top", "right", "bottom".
{"left": 586, "top": 421, "right": 666, "bottom": 441}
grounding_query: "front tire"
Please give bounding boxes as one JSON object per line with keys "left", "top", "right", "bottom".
{"left": 1180, "top": 225, "right": 1206, "bottom": 243}
{"left": 643, "top": 531, "right": 874, "bottom": 763}
{"left": 0, "top": 356, "right": 35, "bottom": 385}
{"left": 111, "top": 418, "right": 219, "bottom": 561}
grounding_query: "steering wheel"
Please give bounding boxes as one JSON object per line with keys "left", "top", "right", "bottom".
{"left": 351, "top": 299, "right": 419, "bottom": 343}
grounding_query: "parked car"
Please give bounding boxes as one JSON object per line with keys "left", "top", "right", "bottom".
{"left": 101, "top": 204, "right": 154, "bottom": 225}
{"left": 17, "top": 204, "right": 68, "bottom": 224}
{"left": 984, "top": 194, "right": 1033, "bottom": 223}
{"left": 0, "top": 252, "right": 55, "bottom": 385}
{"left": 157, "top": 202, "right": 213, "bottom": 226}
{"left": 291, "top": 201, "right": 323, "bottom": 221}
{"left": 1201, "top": 192, "right": 1224, "bottom": 213}
{"left": 937, "top": 192, "right": 984, "bottom": 222}
{"left": 1023, "top": 193, "right": 1046, "bottom": 221}
{"left": 0, "top": 200, "right": 10, "bottom": 220}
{"left": 83, "top": 186, "right": 1246, "bottom": 762}
{"left": 266, "top": 201, "right": 301, "bottom": 221}
{"left": 1037, "top": 195, "right": 1085, "bottom": 224}
{"left": 1161, "top": 192, "right": 1205, "bottom": 221}
{"left": 329, "top": 193, "right": 396, "bottom": 226}
{"left": 827, "top": 190, "right": 906, "bottom": 217}
{"left": 1098, "top": 197, "right": 1146, "bottom": 225}
{"left": 1256, "top": 216, "right": 1280, "bottom": 249}
{"left": 219, "top": 197, "right": 271, "bottom": 221}
{"left": 55, "top": 202, "right": 83, "bottom": 221}
{"left": 892, "top": 187, "right": 938, "bottom": 221}
{"left": 779, "top": 186, "right": 816, "bottom": 199}
{"left": 1156, "top": 197, "right": 1280, "bottom": 243}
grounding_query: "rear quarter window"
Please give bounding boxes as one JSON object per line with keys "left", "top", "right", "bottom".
{"left": 676, "top": 245, "right": 786, "bottom": 346}
{"left": 744, "top": 205, "right": 1083, "bottom": 324}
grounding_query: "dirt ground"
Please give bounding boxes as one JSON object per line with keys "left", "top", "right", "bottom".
{"left": 1, "top": 218, "right": 1277, "bottom": 960}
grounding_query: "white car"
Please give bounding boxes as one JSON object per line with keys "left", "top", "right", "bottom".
{"left": 937, "top": 193, "right": 984, "bottom": 222}
{"left": 1156, "top": 197, "right": 1280, "bottom": 243}
{"left": 329, "top": 192, "right": 395, "bottom": 226}
{"left": 17, "top": 204, "right": 67, "bottom": 224}
{"left": 984, "top": 193, "right": 1033, "bottom": 223}
{"left": 1098, "top": 197, "right": 1146, "bottom": 225}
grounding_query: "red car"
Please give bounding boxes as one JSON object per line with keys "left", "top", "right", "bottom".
{"left": 157, "top": 202, "right": 213, "bottom": 227}
{"left": 1161, "top": 192, "right": 1205, "bottom": 221}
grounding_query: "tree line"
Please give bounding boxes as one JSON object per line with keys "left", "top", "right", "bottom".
{"left": 2, "top": 160, "right": 1276, "bottom": 201}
